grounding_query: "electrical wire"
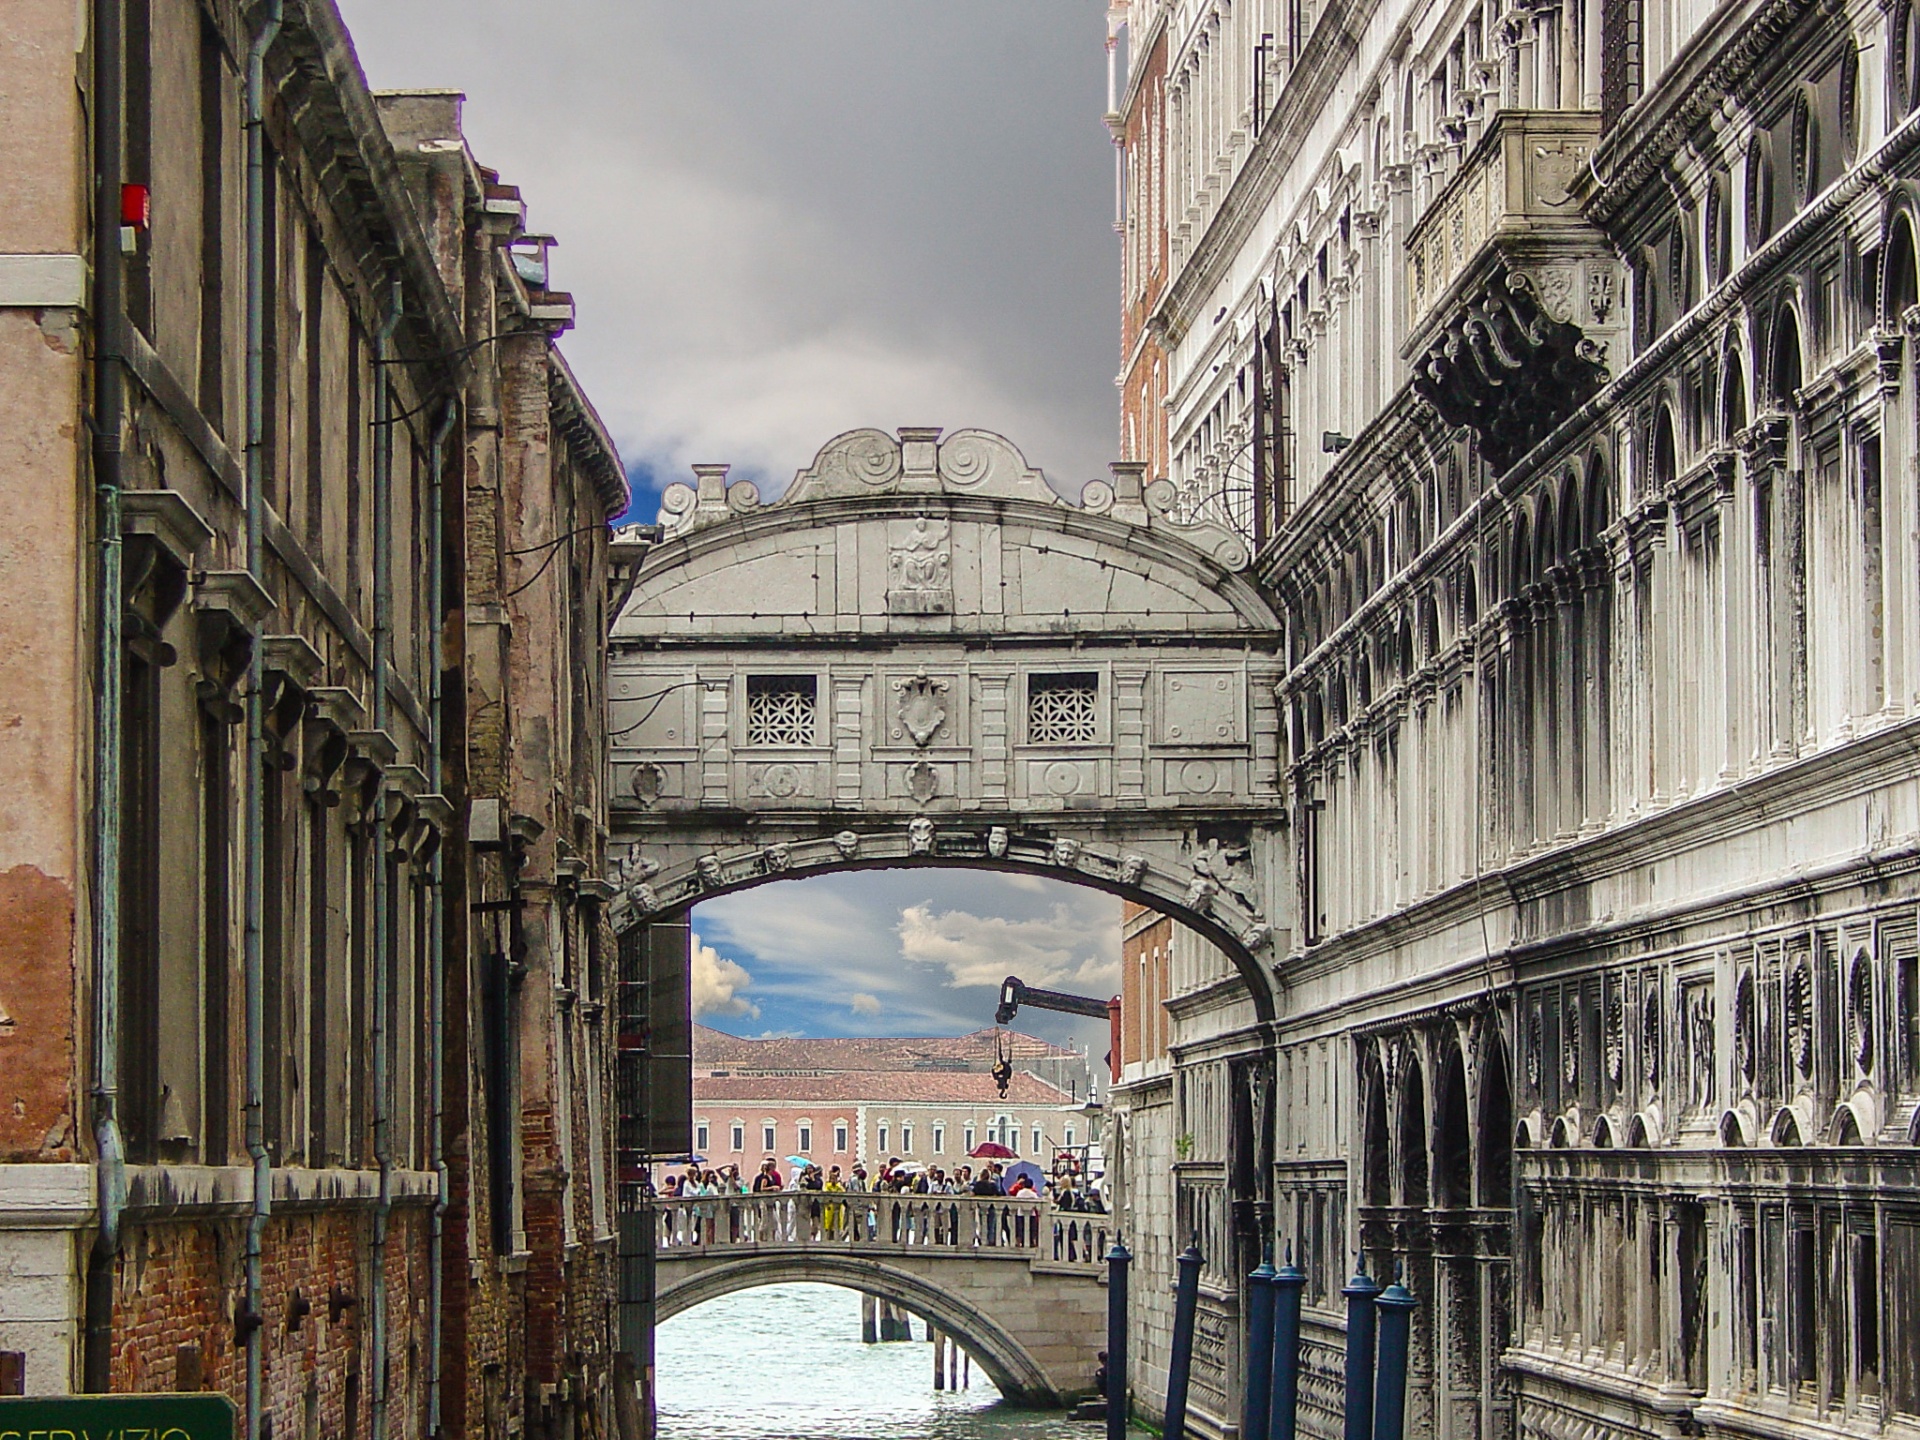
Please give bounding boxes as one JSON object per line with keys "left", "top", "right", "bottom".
{"left": 504, "top": 522, "right": 608, "bottom": 558}
{"left": 607, "top": 678, "right": 727, "bottom": 739}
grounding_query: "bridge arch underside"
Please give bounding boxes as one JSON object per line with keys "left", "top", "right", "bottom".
{"left": 655, "top": 1253, "right": 1070, "bottom": 1406}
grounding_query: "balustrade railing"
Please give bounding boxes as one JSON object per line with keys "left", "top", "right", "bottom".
{"left": 647, "top": 1192, "right": 1102, "bottom": 1262}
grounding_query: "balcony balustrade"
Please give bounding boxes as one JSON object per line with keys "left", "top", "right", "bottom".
{"left": 1404, "top": 110, "right": 1625, "bottom": 474}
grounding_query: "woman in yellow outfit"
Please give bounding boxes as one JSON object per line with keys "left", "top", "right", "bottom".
{"left": 823, "top": 1165, "right": 848, "bottom": 1239}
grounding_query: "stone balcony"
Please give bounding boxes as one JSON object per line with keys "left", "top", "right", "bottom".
{"left": 1403, "top": 110, "right": 1625, "bottom": 474}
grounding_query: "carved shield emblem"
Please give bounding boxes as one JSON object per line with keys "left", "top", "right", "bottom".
{"left": 893, "top": 669, "right": 950, "bottom": 748}
{"left": 631, "top": 762, "right": 666, "bottom": 808}
{"left": 906, "top": 760, "right": 939, "bottom": 803}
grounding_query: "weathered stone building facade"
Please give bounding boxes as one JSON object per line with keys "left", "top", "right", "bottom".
{"left": 1108, "top": 0, "right": 1920, "bottom": 1438}
{"left": 0, "top": 4, "right": 626, "bottom": 1437}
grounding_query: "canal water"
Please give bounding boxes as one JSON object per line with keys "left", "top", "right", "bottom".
{"left": 656, "top": 1282, "right": 1138, "bottom": 1440}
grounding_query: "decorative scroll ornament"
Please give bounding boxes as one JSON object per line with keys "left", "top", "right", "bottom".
{"left": 986, "top": 826, "right": 1010, "bottom": 859}
{"left": 654, "top": 426, "right": 1253, "bottom": 569}
{"left": 1051, "top": 838, "right": 1081, "bottom": 868}
{"left": 893, "top": 668, "right": 950, "bottom": 747}
{"left": 1410, "top": 261, "right": 1608, "bottom": 475}
{"left": 907, "top": 817, "right": 935, "bottom": 854}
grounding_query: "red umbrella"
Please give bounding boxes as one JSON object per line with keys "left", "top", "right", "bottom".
{"left": 968, "top": 1141, "right": 1016, "bottom": 1159}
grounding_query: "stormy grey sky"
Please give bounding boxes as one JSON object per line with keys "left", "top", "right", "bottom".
{"left": 338, "top": 0, "right": 1125, "bottom": 1050}
{"left": 338, "top": 0, "right": 1122, "bottom": 516}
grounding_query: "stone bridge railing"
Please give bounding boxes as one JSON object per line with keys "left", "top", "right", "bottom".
{"left": 647, "top": 1192, "right": 1111, "bottom": 1271}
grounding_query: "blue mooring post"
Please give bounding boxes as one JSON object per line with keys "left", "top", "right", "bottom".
{"left": 1341, "top": 1260, "right": 1383, "bottom": 1440}
{"left": 1107, "top": 1236, "right": 1132, "bottom": 1440}
{"left": 1371, "top": 1269, "right": 1418, "bottom": 1440}
{"left": 1162, "top": 1240, "right": 1203, "bottom": 1440}
{"left": 1243, "top": 1249, "right": 1278, "bottom": 1440}
{"left": 1269, "top": 1244, "right": 1306, "bottom": 1440}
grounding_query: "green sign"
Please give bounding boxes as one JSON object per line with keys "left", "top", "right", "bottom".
{"left": 0, "top": 1393, "right": 236, "bottom": 1440}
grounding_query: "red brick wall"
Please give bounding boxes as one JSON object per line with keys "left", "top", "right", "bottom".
{"left": 112, "top": 1206, "right": 434, "bottom": 1438}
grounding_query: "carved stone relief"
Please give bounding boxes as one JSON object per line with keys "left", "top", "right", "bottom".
{"left": 886, "top": 517, "right": 952, "bottom": 615}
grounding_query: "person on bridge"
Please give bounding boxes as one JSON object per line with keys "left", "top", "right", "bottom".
{"left": 823, "top": 1166, "right": 848, "bottom": 1237}
{"left": 752, "top": 1158, "right": 783, "bottom": 1192}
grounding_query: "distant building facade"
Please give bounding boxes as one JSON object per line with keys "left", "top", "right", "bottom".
{"left": 0, "top": 5, "right": 626, "bottom": 1437}
{"left": 689, "top": 1026, "right": 1092, "bottom": 1170}
{"left": 692, "top": 1071, "right": 1081, "bottom": 1172}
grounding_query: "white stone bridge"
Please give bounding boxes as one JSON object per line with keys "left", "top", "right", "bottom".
{"left": 635, "top": 1192, "right": 1113, "bottom": 1405}
{"left": 605, "top": 426, "right": 1292, "bottom": 1005}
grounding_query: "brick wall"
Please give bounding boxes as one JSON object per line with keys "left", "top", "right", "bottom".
{"left": 112, "top": 1206, "right": 434, "bottom": 1437}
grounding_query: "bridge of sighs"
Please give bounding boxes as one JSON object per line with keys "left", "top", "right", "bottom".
{"left": 604, "top": 426, "right": 1293, "bottom": 1403}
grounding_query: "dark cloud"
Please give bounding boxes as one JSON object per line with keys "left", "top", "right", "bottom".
{"left": 336, "top": 0, "right": 1121, "bottom": 519}
{"left": 338, "top": 1, "right": 1125, "bottom": 1054}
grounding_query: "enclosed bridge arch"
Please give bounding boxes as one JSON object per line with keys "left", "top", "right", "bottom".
{"left": 602, "top": 426, "right": 1291, "bottom": 1001}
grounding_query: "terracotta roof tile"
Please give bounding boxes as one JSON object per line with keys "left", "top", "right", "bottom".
{"left": 692, "top": 1069, "right": 1075, "bottom": 1106}
{"left": 692, "top": 1024, "right": 1079, "bottom": 1076}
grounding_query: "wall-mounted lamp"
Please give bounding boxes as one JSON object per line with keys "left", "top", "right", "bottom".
{"left": 1322, "top": 431, "right": 1353, "bottom": 454}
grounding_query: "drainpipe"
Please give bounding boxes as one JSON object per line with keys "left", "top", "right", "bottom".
{"left": 426, "top": 398, "right": 457, "bottom": 1438}
{"left": 368, "top": 280, "right": 403, "bottom": 1440}
{"left": 241, "top": 5, "right": 283, "bottom": 1437}
{"left": 82, "top": 0, "right": 127, "bottom": 1393}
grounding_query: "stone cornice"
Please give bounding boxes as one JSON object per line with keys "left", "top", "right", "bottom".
{"left": 1582, "top": 0, "right": 1847, "bottom": 231}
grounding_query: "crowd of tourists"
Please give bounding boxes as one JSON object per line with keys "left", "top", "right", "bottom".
{"left": 654, "top": 1156, "right": 1104, "bottom": 1209}
{"left": 650, "top": 1153, "right": 1105, "bottom": 1250}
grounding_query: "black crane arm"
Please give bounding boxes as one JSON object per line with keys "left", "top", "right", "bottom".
{"left": 995, "top": 974, "right": 1112, "bottom": 1026}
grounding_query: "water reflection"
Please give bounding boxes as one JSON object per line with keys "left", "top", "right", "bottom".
{"left": 656, "top": 1282, "right": 1117, "bottom": 1440}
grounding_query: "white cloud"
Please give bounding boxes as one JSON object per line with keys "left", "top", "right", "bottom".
{"left": 849, "top": 993, "right": 883, "bottom": 1017}
{"left": 897, "top": 902, "right": 1121, "bottom": 994}
{"left": 690, "top": 932, "right": 759, "bottom": 1019}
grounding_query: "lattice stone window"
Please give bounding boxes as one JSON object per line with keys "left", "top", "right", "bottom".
{"left": 1028, "top": 672, "right": 1098, "bottom": 743}
{"left": 745, "top": 674, "right": 816, "bottom": 746}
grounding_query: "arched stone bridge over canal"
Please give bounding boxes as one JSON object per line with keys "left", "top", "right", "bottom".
{"left": 635, "top": 1192, "right": 1114, "bottom": 1404}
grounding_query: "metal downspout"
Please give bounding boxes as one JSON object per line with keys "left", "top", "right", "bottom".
{"left": 426, "top": 399, "right": 457, "bottom": 1438}
{"left": 82, "top": 0, "right": 127, "bottom": 1393}
{"left": 369, "top": 281, "right": 403, "bottom": 1440}
{"left": 242, "top": 5, "right": 283, "bottom": 1436}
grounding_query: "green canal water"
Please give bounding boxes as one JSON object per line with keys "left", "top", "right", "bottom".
{"left": 656, "top": 1282, "right": 1145, "bottom": 1440}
